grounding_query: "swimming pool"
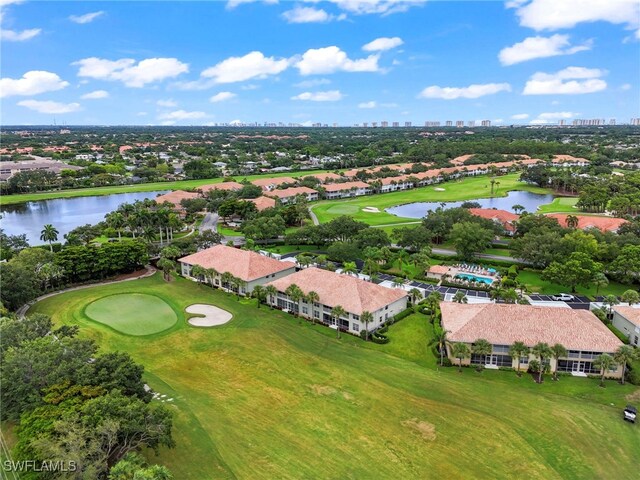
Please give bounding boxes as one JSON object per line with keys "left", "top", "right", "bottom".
{"left": 455, "top": 273, "right": 495, "bottom": 285}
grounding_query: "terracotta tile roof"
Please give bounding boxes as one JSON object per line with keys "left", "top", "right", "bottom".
{"left": 379, "top": 176, "right": 413, "bottom": 185}
{"left": 544, "top": 214, "right": 628, "bottom": 232}
{"left": 155, "top": 190, "right": 199, "bottom": 207}
{"left": 552, "top": 155, "right": 589, "bottom": 164}
{"left": 266, "top": 186, "right": 318, "bottom": 199}
{"left": 198, "top": 182, "right": 244, "bottom": 192}
{"left": 613, "top": 306, "right": 640, "bottom": 328}
{"left": 469, "top": 208, "right": 520, "bottom": 232}
{"left": 323, "top": 181, "right": 370, "bottom": 192}
{"left": 304, "top": 172, "right": 342, "bottom": 182}
{"left": 266, "top": 267, "right": 408, "bottom": 315}
{"left": 428, "top": 265, "right": 450, "bottom": 275}
{"left": 251, "top": 176, "right": 297, "bottom": 189}
{"left": 179, "top": 245, "right": 294, "bottom": 282}
{"left": 248, "top": 196, "right": 276, "bottom": 211}
{"left": 441, "top": 303, "right": 623, "bottom": 352}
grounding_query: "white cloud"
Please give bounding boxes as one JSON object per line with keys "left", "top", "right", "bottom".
{"left": 295, "top": 46, "right": 380, "bottom": 75}
{"left": 69, "top": 11, "right": 104, "bottom": 24}
{"left": 1, "top": 27, "right": 40, "bottom": 41}
{"left": 241, "top": 84, "right": 259, "bottom": 90}
{"left": 418, "top": 82, "right": 512, "bottom": 100}
{"left": 136, "top": 111, "right": 148, "bottom": 116}
{"left": 158, "top": 110, "right": 207, "bottom": 121}
{"left": 0, "top": 71, "right": 69, "bottom": 98}
{"left": 328, "top": 0, "right": 426, "bottom": 16}
{"left": 511, "top": 113, "right": 530, "bottom": 119}
{"left": 523, "top": 66, "right": 607, "bottom": 95}
{"left": 291, "top": 90, "right": 343, "bottom": 101}
{"left": 498, "top": 34, "right": 591, "bottom": 65}
{"left": 17, "top": 100, "right": 81, "bottom": 114}
{"left": 294, "top": 78, "right": 331, "bottom": 88}
{"left": 282, "top": 6, "right": 345, "bottom": 23}
{"left": 156, "top": 99, "right": 178, "bottom": 107}
{"left": 358, "top": 101, "right": 377, "bottom": 108}
{"left": 201, "top": 51, "right": 289, "bottom": 83}
{"left": 210, "top": 91, "right": 237, "bottom": 102}
{"left": 620, "top": 83, "right": 632, "bottom": 90}
{"left": 73, "top": 57, "right": 189, "bottom": 87}
{"left": 80, "top": 90, "right": 109, "bottom": 99}
{"left": 530, "top": 111, "right": 579, "bottom": 124}
{"left": 226, "top": 0, "right": 278, "bottom": 9}
{"left": 510, "top": 0, "right": 640, "bottom": 34}
{"left": 362, "top": 36, "right": 404, "bottom": 51}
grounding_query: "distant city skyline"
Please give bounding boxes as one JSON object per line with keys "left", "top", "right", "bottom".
{"left": 1, "top": 0, "right": 639, "bottom": 126}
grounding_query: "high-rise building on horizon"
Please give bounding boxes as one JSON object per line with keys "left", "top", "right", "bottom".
{"left": 392, "top": 121, "right": 399, "bottom": 127}
{"left": 456, "top": 120, "right": 464, "bottom": 128}
{"left": 631, "top": 118, "right": 640, "bottom": 126}
{"left": 445, "top": 120, "right": 453, "bottom": 127}
{"left": 481, "top": 120, "right": 491, "bottom": 127}
{"left": 381, "top": 121, "right": 389, "bottom": 127}
{"left": 405, "top": 121, "right": 412, "bottom": 127}
{"left": 468, "top": 120, "right": 475, "bottom": 127}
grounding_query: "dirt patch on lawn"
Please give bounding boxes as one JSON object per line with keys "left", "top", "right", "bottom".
{"left": 310, "top": 384, "right": 337, "bottom": 396}
{"left": 401, "top": 418, "right": 436, "bottom": 441}
{"left": 625, "top": 389, "right": 640, "bottom": 402}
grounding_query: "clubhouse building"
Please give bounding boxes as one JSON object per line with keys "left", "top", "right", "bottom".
{"left": 611, "top": 306, "right": 640, "bottom": 347}
{"left": 179, "top": 245, "right": 296, "bottom": 296}
{"left": 265, "top": 267, "right": 408, "bottom": 335}
{"left": 441, "top": 303, "right": 623, "bottom": 377}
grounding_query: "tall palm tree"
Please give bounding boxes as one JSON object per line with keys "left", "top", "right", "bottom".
{"left": 232, "top": 276, "right": 246, "bottom": 299}
{"left": 396, "top": 250, "right": 409, "bottom": 271}
{"left": 191, "top": 265, "right": 207, "bottom": 283}
{"left": 593, "top": 273, "right": 609, "bottom": 296}
{"left": 392, "top": 276, "right": 405, "bottom": 288}
{"left": 603, "top": 295, "right": 619, "bottom": 317}
{"left": 472, "top": 339, "right": 492, "bottom": 370}
{"left": 565, "top": 215, "right": 579, "bottom": 229}
{"left": 433, "top": 329, "right": 449, "bottom": 366}
{"left": 252, "top": 285, "right": 266, "bottom": 308}
{"left": 509, "top": 341, "right": 529, "bottom": 377}
{"left": 305, "top": 291, "right": 320, "bottom": 322}
{"left": 284, "top": 284, "right": 304, "bottom": 316}
{"left": 512, "top": 204, "right": 525, "bottom": 214}
{"left": 550, "top": 343, "right": 568, "bottom": 381}
{"left": 452, "top": 342, "right": 471, "bottom": 372}
{"left": 296, "top": 254, "right": 312, "bottom": 269}
{"left": 363, "top": 258, "right": 379, "bottom": 276}
{"left": 613, "top": 345, "right": 638, "bottom": 385}
{"left": 408, "top": 288, "right": 423, "bottom": 304}
{"left": 426, "top": 291, "right": 443, "bottom": 322}
{"left": 205, "top": 267, "right": 218, "bottom": 288}
{"left": 361, "top": 310, "right": 373, "bottom": 341}
{"left": 341, "top": 262, "right": 358, "bottom": 276}
{"left": 105, "top": 211, "right": 125, "bottom": 240}
{"left": 220, "top": 272, "right": 235, "bottom": 292}
{"left": 452, "top": 291, "right": 468, "bottom": 304}
{"left": 594, "top": 353, "right": 615, "bottom": 387}
{"left": 331, "top": 305, "right": 346, "bottom": 339}
{"left": 156, "top": 258, "right": 175, "bottom": 282}
{"left": 264, "top": 285, "right": 278, "bottom": 308}
{"left": 40, "top": 224, "right": 59, "bottom": 252}
{"left": 532, "top": 342, "right": 553, "bottom": 383}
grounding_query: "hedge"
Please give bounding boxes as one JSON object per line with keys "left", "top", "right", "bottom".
{"left": 393, "top": 309, "right": 414, "bottom": 323}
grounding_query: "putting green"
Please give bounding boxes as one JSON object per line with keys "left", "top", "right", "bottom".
{"left": 84, "top": 293, "right": 177, "bottom": 335}
{"left": 325, "top": 204, "right": 359, "bottom": 214}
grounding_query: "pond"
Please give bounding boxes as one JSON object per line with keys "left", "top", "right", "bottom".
{"left": 0, "top": 191, "right": 168, "bottom": 244}
{"left": 385, "top": 190, "right": 556, "bottom": 219}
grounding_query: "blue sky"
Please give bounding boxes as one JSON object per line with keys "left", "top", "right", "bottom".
{"left": 1, "top": 0, "right": 639, "bottom": 126}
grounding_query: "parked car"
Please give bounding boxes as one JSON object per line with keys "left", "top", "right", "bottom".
{"left": 624, "top": 405, "right": 637, "bottom": 423}
{"left": 551, "top": 293, "right": 575, "bottom": 301}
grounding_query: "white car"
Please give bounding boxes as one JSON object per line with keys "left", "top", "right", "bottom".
{"left": 551, "top": 293, "right": 575, "bottom": 302}
{"left": 624, "top": 405, "right": 637, "bottom": 423}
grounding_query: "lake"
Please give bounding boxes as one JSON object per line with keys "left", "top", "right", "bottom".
{"left": 0, "top": 191, "right": 168, "bottom": 244}
{"left": 386, "top": 190, "right": 556, "bottom": 219}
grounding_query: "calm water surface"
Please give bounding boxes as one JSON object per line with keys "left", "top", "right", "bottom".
{"left": 0, "top": 191, "right": 167, "bottom": 244}
{"left": 386, "top": 191, "right": 556, "bottom": 219}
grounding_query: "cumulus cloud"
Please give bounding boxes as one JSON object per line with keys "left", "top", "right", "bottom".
{"left": 73, "top": 57, "right": 189, "bottom": 87}
{"left": 80, "top": 90, "right": 109, "bottom": 99}
{"left": 295, "top": 46, "right": 379, "bottom": 75}
{"left": 17, "top": 100, "right": 81, "bottom": 114}
{"left": 158, "top": 110, "right": 207, "bottom": 121}
{"left": 0, "top": 71, "right": 69, "bottom": 98}
{"left": 282, "top": 6, "right": 345, "bottom": 23}
{"left": 358, "top": 101, "right": 377, "bottom": 108}
{"left": 328, "top": 0, "right": 426, "bottom": 16}
{"left": 511, "top": 113, "right": 530, "bottom": 119}
{"left": 291, "top": 90, "right": 343, "bottom": 101}
{"left": 362, "top": 36, "right": 404, "bottom": 51}
{"left": 156, "top": 99, "right": 178, "bottom": 107}
{"left": 530, "top": 111, "right": 579, "bottom": 124}
{"left": 210, "top": 91, "right": 237, "bottom": 102}
{"left": 418, "top": 83, "right": 512, "bottom": 100}
{"left": 510, "top": 0, "right": 640, "bottom": 35}
{"left": 201, "top": 51, "right": 289, "bottom": 83}
{"left": 499, "top": 34, "right": 592, "bottom": 65}
{"left": 0, "top": 0, "right": 41, "bottom": 41}
{"left": 69, "top": 11, "right": 104, "bottom": 24}
{"left": 226, "top": 0, "right": 278, "bottom": 9}
{"left": 523, "top": 66, "right": 607, "bottom": 95}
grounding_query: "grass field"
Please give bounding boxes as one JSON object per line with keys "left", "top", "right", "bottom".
{"left": 536, "top": 197, "right": 579, "bottom": 214}
{"left": 516, "top": 269, "right": 634, "bottom": 297}
{"left": 84, "top": 293, "right": 178, "bottom": 335}
{"left": 311, "top": 174, "right": 552, "bottom": 226}
{"left": 22, "top": 273, "right": 640, "bottom": 479}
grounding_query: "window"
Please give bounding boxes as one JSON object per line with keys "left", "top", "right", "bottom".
{"left": 493, "top": 345, "right": 510, "bottom": 354}
{"left": 352, "top": 314, "right": 360, "bottom": 321}
{"left": 352, "top": 323, "right": 359, "bottom": 332}
{"left": 302, "top": 306, "right": 308, "bottom": 315}
{"left": 385, "top": 306, "right": 389, "bottom": 310}
{"left": 314, "top": 311, "right": 320, "bottom": 319}
{"left": 519, "top": 356, "right": 529, "bottom": 365}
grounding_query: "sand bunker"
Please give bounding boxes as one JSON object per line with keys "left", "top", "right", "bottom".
{"left": 434, "top": 187, "right": 445, "bottom": 191}
{"left": 186, "top": 304, "right": 233, "bottom": 327}
{"left": 362, "top": 206, "right": 381, "bottom": 213}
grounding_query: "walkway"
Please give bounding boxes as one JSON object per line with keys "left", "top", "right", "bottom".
{"left": 17, "top": 265, "right": 157, "bottom": 318}
{"left": 199, "top": 212, "right": 219, "bottom": 233}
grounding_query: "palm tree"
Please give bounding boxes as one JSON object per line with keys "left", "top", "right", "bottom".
{"left": 40, "top": 224, "right": 59, "bottom": 252}
{"left": 232, "top": 276, "right": 246, "bottom": 299}
{"left": 361, "top": 310, "right": 373, "bottom": 341}
{"left": 191, "top": 265, "right": 207, "bottom": 283}
{"left": 331, "top": 305, "right": 346, "bottom": 339}
{"left": 603, "top": 295, "right": 619, "bottom": 317}
{"left": 341, "top": 262, "right": 358, "bottom": 276}
{"left": 408, "top": 288, "right": 422, "bottom": 304}
{"left": 512, "top": 204, "right": 525, "bottom": 214}
{"left": 284, "top": 284, "right": 304, "bottom": 316}
{"left": 396, "top": 250, "right": 409, "bottom": 271}
{"left": 565, "top": 215, "right": 579, "bottom": 229}
{"left": 532, "top": 342, "right": 553, "bottom": 383}
{"left": 550, "top": 343, "right": 568, "bottom": 381}
{"left": 304, "top": 291, "right": 320, "bottom": 321}
{"left": 105, "top": 211, "right": 125, "bottom": 240}
{"left": 452, "top": 291, "right": 468, "bottom": 304}
{"left": 426, "top": 291, "right": 443, "bottom": 322}
{"left": 392, "top": 276, "right": 405, "bottom": 288}
{"left": 315, "top": 254, "right": 328, "bottom": 268}
{"left": 489, "top": 177, "right": 500, "bottom": 196}
{"left": 452, "top": 342, "right": 471, "bottom": 372}
{"left": 252, "top": 285, "right": 267, "bottom": 308}
{"left": 433, "top": 329, "right": 449, "bottom": 366}
{"left": 613, "top": 345, "right": 638, "bottom": 385}
{"left": 472, "top": 339, "right": 492, "bottom": 370}
{"left": 509, "top": 341, "right": 529, "bottom": 377}
{"left": 593, "top": 273, "right": 609, "bottom": 296}
{"left": 363, "top": 258, "right": 379, "bottom": 277}
{"left": 594, "top": 353, "right": 615, "bottom": 387}
{"left": 156, "top": 258, "right": 175, "bottom": 282}
{"left": 204, "top": 267, "right": 218, "bottom": 288}
{"left": 265, "top": 285, "right": 278, "bottom": 308}
{"left": 621, "top": 289, "right": 640, "bottom": 306}
{"left": 220, "top": 272, "right": 235, "bottom": 292}
{"left": 296, "top": 254, "right": 313, "bottom": 269}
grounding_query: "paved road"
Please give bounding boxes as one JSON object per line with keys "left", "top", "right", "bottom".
{"left": 199, "top": 212, "right": 219, "bottom": 233}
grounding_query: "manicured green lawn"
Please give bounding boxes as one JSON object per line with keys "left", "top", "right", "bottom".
{"left": 536, "top": 196, "right": 579, "bottom": 213}
{"left": 84, "top": 293, "right": 178, "bottom": 336}
{"left": 517, "top": 269, "right": 634, "bottom": 297}
{"left": 311, "top": 174, "right": 552, "bottom": 226}
{"left": 263, "top": 244, "right": 322, "bottom": 255}
{"left": 25, "top": 274, "right": 640, "bottom": 479}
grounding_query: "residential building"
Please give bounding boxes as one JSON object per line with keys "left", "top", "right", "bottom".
{"left": 611, "top": 306, "right": 640, "bottom": 347}
{"left": 303, "top": 172, "right": 342, "bottom": 183}
{"left": 441, "top": 303, "right": 623, "bottom": 377}
{"left": 427, "top": 265, "right": 450, "bottom": 280}
{"left": 180, "top": 245, "right": 296, "bottom": 296}
{"left": 265, "top": 267, "right": 408, "bottom": 335}
{"left": 266, "top": 186, "right": 318, "bottom": 204}
{"left": 323, "top": 181, "right": 371, "bottom": 199}
{"left": 198, "top": 181, "right": 244, "bottom": 193}
{"left": 377, "top": 176, "right": 414, "bottom": 193}
{"left": 0, "top": 158, "right": 82, "bottom": 181}
{"left": 248, "top": 196, "right": 276, "bottom": 211}
{"left": 251, "top": 176, "right": 297, "bottom": 191}
{"left": 544, "top": 214, "right": 628, "bottom": 232}
{"left": 154, "top": 190, "right": 200, "bottom": 214}
{"left": 468, "top": 208, "right": 520, "bottom": 234}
